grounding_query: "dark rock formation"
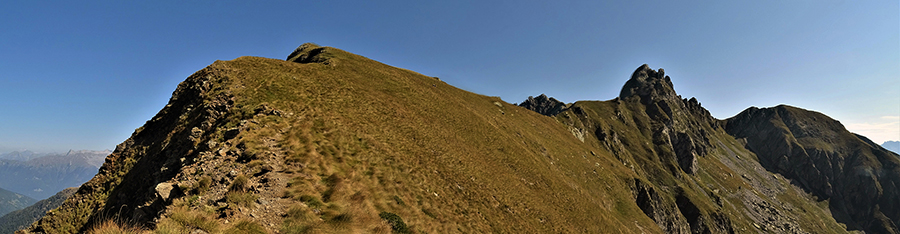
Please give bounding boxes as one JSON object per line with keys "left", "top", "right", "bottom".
{"left": 726, "top": 105, "right": 900, "bottom": 233}
{"left": 631, "top": 179, "right": 690, "bottom": 233}
{"left": 518, "top": 94, "right": 567, "bottom": 116}
{"left": 617, "top": 64, "right": 713, "bottom": 174}
{"left": 619, "top": 64, "right": 677, "bottom": 104}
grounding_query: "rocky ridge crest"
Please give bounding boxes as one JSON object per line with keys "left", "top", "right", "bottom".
{"left": 518, "top": 94, "right": 568, "bottom": 116}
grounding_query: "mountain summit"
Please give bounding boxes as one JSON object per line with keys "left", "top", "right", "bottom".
{"left": 20, "top": 44, "right": 897, "bottom": 233}
{"left": 619, "top": 64, "right": 677, "bottom": 103}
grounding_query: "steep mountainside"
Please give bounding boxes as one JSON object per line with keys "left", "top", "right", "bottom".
{"left": 726, "top": 105, "right": 900, "bottom": 233}
{"left": 0, "top": 187, "right": 35, "bottom": 217}
{"left": 20, "top": 44, "right": 874, "bottom": 233}
{"left": 553, "top": 65, "right": 848, "bottom": 233}
{"left": 0, "top": 188, "right": 76, "bottom": 234}
{"left": 0, "top": 150, "right": 108, "bottom": 199}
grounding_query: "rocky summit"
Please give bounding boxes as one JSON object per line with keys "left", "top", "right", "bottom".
{"left": 18, "top": 44, "right": 897, "bottom": 233}
{"left": 518, "top": 94, "right": 568, "bottom": 116}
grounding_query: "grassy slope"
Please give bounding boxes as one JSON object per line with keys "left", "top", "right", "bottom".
{"left": 218, "top": 46, "right": 658, "bottom": 233}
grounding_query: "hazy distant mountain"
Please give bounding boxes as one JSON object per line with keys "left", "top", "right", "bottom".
{"left": 0, "top": 187, "right": 76, "bottom": 234}
{"left": 883, "top": 141, "right": 900, "bottom": 154}
{"left": 0, "top": 187, "right": 35, "bottom": 217}
{"left": 0, "top": 150, "right": 109, "bottom": 199}
{"left": 0, "top": 150, "right": 42, "bottom": 161}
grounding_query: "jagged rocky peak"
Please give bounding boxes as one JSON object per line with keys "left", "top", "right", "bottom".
{"left": 286, "top": 42, "right": 334, "bottom": 64}
{"left": 519, "top": 94, "right": 567, "bottom": 116}
{"left": 619, "top": 64, "right": 677, "bottom": 103}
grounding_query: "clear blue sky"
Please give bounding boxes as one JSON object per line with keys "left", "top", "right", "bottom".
{"left": 1, "top": 1, "right": 898, "bottom": 153}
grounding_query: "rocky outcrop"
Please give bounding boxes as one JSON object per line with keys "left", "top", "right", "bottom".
{"left": 287, "top": 43, "right": 335, "bottom": 65}
{"left": 617, "top": 64, "right": 714, "bottom": 174}
{"left": 631, "top": 179, "right": 690, "bottom": 233}
{"left": 726, "top": 105, "right": 900, "bottom": 233}
{"left": 518, "top": 94, "right": 567, "bottom": 116}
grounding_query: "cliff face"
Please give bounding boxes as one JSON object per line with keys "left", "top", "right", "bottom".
{"left": 726, "top": 105, "right": 900, "bottom": 233}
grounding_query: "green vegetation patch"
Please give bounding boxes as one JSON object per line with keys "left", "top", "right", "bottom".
{"left": 379, "top": 212, "right": 410, "bottom": 234}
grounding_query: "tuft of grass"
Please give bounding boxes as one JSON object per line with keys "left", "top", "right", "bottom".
{"left": 196, "top": 176, "right": 212, "bottom": 194}
{"left": 298, "top": 194, "right": 324, "bottom": 208}
{"left": 226, "top": 191, "right": 258, "bottom": 208}
{"left": 86, "top": 220, "right": 145, "bottom": 234}
{"left": 223, "top": 220, "right": 268, "bottom": 234}
{"left": 157, "top": 207, "right": 220, "bottom": 233}
{"left": 229, "top": 175, "right": 249, "bottom": 192}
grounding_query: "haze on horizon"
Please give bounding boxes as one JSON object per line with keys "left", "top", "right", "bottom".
{"left": 1, "top": 1, "right": 897, "bottom": 153}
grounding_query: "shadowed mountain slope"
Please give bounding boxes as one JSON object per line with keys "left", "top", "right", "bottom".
{"left": 726, "top": 105, "right": 900, "bottom": 233}
{"left": 20, "top": 44, "right": 872, "bottom": 233}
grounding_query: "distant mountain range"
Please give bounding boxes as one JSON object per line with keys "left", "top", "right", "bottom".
{"left": 883, "top": 141, "right": 900, "bottom": 154}
{"left": 0, "top": 150, "right": 108, "bottom": 199}
{"left": 0, "top": 187, "right": 35, "bottom": 217}
{"left": 0, "top": 187, "right": 76, "bottom": 234}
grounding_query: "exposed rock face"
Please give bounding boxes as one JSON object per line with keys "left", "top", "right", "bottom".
{"left": 619, "top": 64, "right": 677, "bottom": 103}
{"left": 726, "top": 105, "right": 900, "bottom": 233}
{"left": 617, "top": 64, "right": 713, "bottom": 174}
{"left": 631, "top": 179, "right": 690, "bottom": 234}
{"left": 518, "top": 94, "right": 567, "bottom": 116}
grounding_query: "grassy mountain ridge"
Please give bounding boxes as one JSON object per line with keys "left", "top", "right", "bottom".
{"left": 20, "top": 43, "right": 867, "bottom": 233}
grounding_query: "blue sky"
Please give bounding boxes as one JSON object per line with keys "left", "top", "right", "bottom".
{"left": 1, "top": 1, "right": 897, "bottom": 153}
